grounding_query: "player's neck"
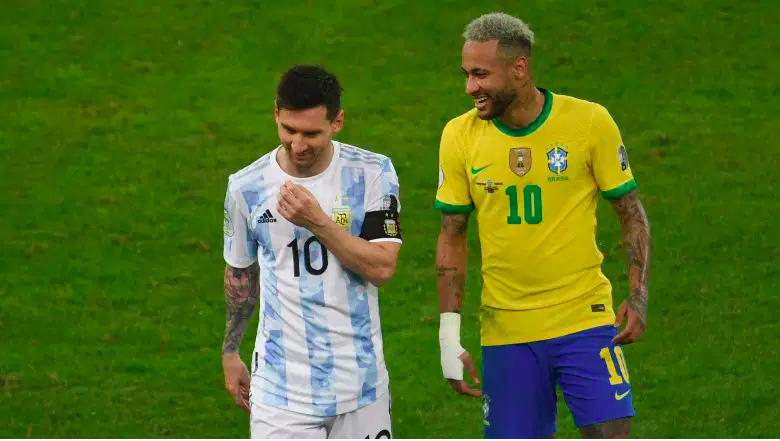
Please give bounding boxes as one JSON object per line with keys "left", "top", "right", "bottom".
{"left": 496, "top": 86, "right": 545, "bottom": 130}
{"left": 277, "top": 141, "right": 335, "bottom": 178}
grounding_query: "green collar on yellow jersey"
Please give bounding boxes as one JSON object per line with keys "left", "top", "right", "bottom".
{"left": 492, "top": 88, "right": 553, "bottom": 137}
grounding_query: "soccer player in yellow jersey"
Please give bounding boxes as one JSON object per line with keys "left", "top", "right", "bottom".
{"left": 435, "top": 13, "right": 652, "bottom": 439}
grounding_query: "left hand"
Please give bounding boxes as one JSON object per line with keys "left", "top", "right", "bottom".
{"left": 277, "top": 181, "right": 328, "bottom": 230}
{"left": 222, "top": 353, "right": 251, "bottom": 414}
{"left": 612, "top": 298, "right": 647, "bottom": 344}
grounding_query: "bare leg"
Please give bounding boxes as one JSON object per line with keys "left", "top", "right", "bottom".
{"left": 579, "top": 417, "right": 631, "bottom": 439}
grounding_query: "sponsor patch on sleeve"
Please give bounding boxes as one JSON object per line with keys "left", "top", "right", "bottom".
{"left": 223, "top": 209, "right": 235, "bottom": 237}
{"left": 618, "top": 145, "right": 630, "bottom": 171}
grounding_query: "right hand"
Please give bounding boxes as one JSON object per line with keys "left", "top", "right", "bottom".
{"left": 222, "top": 352, "right": 251, "bottom": 414}
{"left": 441, "top": 346, "right": 482, "bottom": 398}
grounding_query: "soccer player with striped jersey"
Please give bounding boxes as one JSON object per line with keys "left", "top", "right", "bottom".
{"left": 222, "top": 65, "right": 401, "bottom": 439}
{"left": 435, "top": 13, "right": 652, "bottom": 438}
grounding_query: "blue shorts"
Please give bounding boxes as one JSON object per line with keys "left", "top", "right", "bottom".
{"left": 482, "top": 325, "right": 635, "bottom": 439}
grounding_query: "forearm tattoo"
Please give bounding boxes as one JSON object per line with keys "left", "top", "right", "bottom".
{"left": 611, "top": 191, "right": 651, "bottom": 328}
{"left": 437, "top": 214, "right": 469, "bottom": 313}
{"left": 222, "top": 263, "right": 260, "bottom": 354}
{"left": 440, "top": 213, "right": 469, "bottom": 236}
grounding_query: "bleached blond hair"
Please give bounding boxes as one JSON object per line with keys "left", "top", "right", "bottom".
{"left": 463, "top": 12, "right": 535, "bottom": 59}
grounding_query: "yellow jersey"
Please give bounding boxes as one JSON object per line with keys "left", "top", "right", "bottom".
{"left": 435, "top": 88, "right": 637, "bottom": 346}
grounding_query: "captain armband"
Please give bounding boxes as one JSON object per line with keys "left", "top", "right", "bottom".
{"left": 359, "top": 195, "right": 403, "bottom": 242}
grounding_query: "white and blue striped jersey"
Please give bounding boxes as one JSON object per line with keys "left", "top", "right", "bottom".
{"left": 223, "top": 141, "right": 401, "bottom": 417}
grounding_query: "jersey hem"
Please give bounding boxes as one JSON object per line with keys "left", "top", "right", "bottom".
{"left": 223, "top": 255, "right": 258, "bottom": 269}
{"left": 250, "top": 381, "right": 390, "bottom": 417}
{"left": 481, "top": 316, "right": 615, "bottom": 346}
{"left": 601, "top": 179, "right": 637, "bottom": 200}
{"left": 433, "top": 200, "right": 474, "bottom": 214}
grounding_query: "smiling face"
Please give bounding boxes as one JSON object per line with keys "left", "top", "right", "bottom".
{"left": 275, "top": 105, "right": 343, "bottom": 172}
{"left": 272, "top": 64, "right": 344, "bottom": 176}
{"left": 461, "top": 39, "right": 530, "bottom": 120}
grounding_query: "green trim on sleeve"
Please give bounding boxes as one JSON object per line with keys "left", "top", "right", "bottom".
{"left": 434, "top": 200, "right": 475, "bottom": 214}
{"left": 601, "top": 179, "right": 637, "bottom": 200}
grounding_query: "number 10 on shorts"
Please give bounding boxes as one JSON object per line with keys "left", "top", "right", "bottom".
{"left": 600, "top": 346, "right": 630, "bottom": 385}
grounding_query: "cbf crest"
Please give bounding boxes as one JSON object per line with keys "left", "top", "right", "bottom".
{"left": 509, "top": 147, "right": 532, "bottom": 177}
{"left": 547, "top": 145, "right": 569, "bottom": 175}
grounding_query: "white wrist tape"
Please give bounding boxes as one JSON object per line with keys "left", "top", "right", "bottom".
{"left": 439, "top": 312, "right": 466, "bottom": 380}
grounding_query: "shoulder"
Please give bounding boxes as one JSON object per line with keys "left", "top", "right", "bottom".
{"left": 443, "top": 108, "right": 483, "bottom": 137}
{"left": 551, "top": 91, "right": 614, "bottom": 125}
{"left": 338, "top": 141, "right": 393, "bottom": 171}
{"left": 227, "top": 148, "right": 277, "bottom": 193}
{"left": 550, "top": 92, "right": 605, "bottom": 117}
{"left": 439, "top": 108, "right": 487, "bottom": 155}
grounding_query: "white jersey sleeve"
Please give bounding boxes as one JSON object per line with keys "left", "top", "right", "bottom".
{"left": 359, "top": 157, "right": 403, "bottom": 244}
{"left": 223, "top": 187, "right": 258, "bottom": 268}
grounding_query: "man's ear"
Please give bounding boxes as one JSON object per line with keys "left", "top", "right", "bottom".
{"left": 331, "top": 109, "right": 345, "bottom": 134}
{"left": 511, "top": 56, "right": 530, "bottom": 81}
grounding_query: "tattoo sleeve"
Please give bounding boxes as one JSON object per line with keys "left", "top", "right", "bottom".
{"left": 436, "top": 213, "right": 469, "bottom": 313}
{"left": 611, "top": 190, "right": 651, "bottom": 328}
{"left": 223, "top": 262, "right": 260, "bottom": 354}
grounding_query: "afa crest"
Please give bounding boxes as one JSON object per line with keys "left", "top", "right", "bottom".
{"left": 547, "top": 145, "right": 569, "bottom": 175}
{"left": 383, "top": 218, "right": 399, "bottom": 237}
{"left": 331, "top": 206, "right": 351, "bottom": 229}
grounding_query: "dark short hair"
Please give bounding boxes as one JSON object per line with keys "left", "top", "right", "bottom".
{"left": 276, "top": 64, "right": 343, "bottom": 121}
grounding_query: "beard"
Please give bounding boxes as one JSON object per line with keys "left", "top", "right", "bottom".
{"left": 477, "top": 87, "right": 517, "bottom": 120}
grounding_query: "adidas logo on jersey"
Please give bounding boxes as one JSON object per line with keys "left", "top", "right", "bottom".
{"left": 257, "top": 209, "right": 277, "bottom": 224}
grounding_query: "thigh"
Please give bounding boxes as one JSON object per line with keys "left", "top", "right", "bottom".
{"left": 250, "top": 400, "right": 328, "bottom": 439}
{"left": 482, "top": 343, "right": 557, "bottom": 439}
{"left": 329, "top": 393, "right": 392, "bottom": 439}
{"left": 553, "top": 325, "right": 635, "bottom": 430}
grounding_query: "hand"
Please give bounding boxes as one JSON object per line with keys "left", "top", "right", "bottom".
{"left": 613, "top": 297, "right": 647, "bottom": 344}
{"left": 442, "top": 347, "right": 482, "bottom": 398}
{"left": 222, "top": 352, "right": 251, "bottom": 414}
{"left": 277, "top": 181, "right": 328, "bottom": 230}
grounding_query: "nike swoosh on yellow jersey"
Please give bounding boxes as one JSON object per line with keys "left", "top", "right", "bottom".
{"left": 614, "top": 390, "right": 631, "bottom": 401}
{"left": 471, "top": 164, "right": 492, "bottom": 175}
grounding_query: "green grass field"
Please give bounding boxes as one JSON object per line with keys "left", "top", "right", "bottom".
{"left": 2, "top": 0, "right": 779, "bottom": 438}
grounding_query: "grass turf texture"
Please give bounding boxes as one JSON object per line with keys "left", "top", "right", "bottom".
{"left": 1, "top": 0, "right": 778, "bottom": 437}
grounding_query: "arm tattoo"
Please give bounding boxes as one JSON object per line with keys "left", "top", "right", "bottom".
{"left": 580, "top": 417, "right": 631, "bottom": 438}
{"left": 611, "top": 190, "right": 651, "bottom": 328}
{"left": 437, "top": 214, "right": 469, "bottom": 313}
{"left": 222, "top": 263, "right": 260, "bottom": 354}
{"left": 436, "top": 266, "right": 465, "bottom": 312}
{"left": 440, "top": 213, "right": 469, "bottom": 237}
{"left": 436, "top": 266, "right": 458, "bottom": 277}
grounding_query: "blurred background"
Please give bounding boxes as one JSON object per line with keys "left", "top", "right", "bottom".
{"left": 1, "top": 0, "right": 778, "bottom": 437}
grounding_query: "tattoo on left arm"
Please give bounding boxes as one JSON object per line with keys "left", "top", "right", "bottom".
{"left": 223, "top": 263, "right": 260, "bottom": 354}
{"left": 611, "top": 190, "right": 651, "bottom": 327}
